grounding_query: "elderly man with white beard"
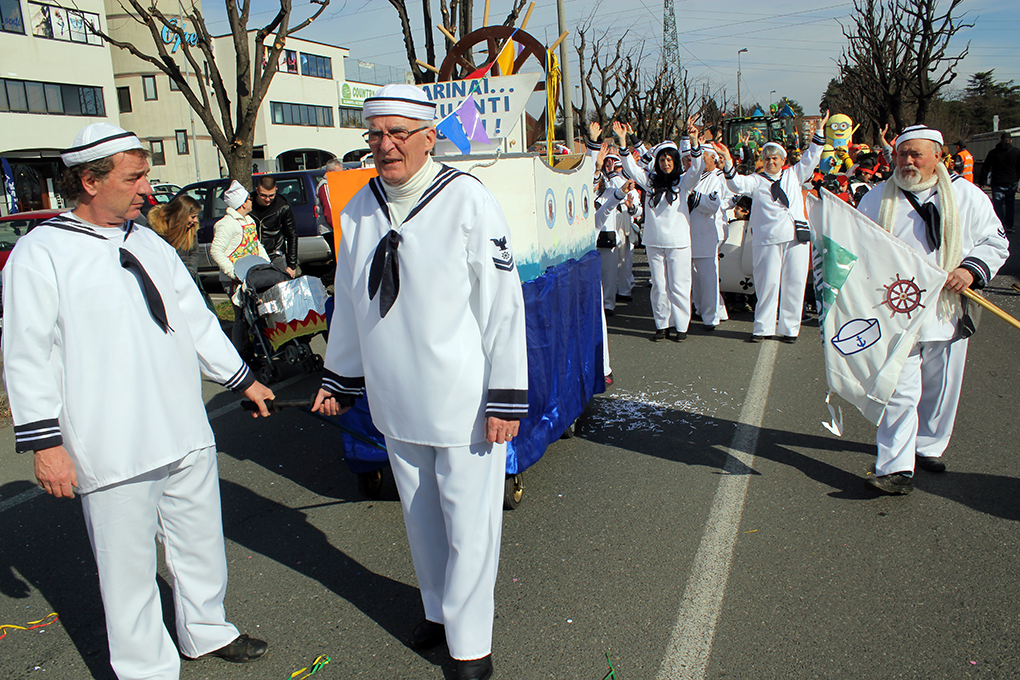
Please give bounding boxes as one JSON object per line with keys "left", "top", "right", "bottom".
{"left": 856, "top": 124, "right": 1008, "bottom": 494}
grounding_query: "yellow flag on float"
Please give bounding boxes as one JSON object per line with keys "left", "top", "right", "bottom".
{"left": 496, "top": 39, "right": 518, "bottom": 75}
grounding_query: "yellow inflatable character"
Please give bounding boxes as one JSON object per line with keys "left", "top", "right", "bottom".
{"left": 825, "top": 113, "right": 858, "bottom": 150}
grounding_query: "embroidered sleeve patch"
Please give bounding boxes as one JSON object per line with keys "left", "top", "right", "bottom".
{"left": 490, "top": 236, "right": 515, "bottom": 272}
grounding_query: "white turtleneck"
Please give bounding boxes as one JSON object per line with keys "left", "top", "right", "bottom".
{"left": 383, "top": 156, "right": 442, "bottom": 227}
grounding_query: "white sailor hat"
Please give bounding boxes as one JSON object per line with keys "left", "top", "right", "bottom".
{"left": 61, "top": 122, "right": 144, "bottom": 167}
{"left": 761, "top": 142, "right": 787, "bottom": 158}
{"left": 895, "top": 124, "right": 943, "bottom": 149}
{"left": 363, "top": 83, "right": 437, "bottom": 121}
{"left": 223, "top": 180, "right": 249, "bottom": 210}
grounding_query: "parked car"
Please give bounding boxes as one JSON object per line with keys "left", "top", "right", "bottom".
{"left": 173, "top": 170, "right": 333, "bottom": 277}
{"left": 0, "top": 208, "right": 70, "bottom": 330}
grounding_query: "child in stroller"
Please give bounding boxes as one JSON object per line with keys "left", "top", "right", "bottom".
{"left": 232, "top": 255, "right": 327, "bottom": 384}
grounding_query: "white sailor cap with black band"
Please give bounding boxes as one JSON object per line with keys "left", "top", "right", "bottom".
{"left": 761, "top": 142, "right": 787, "bottom": 158}
{"left": 895, "top": 124, "right": 944, "bottom": 149}
{"left": 362, "top": 83, "right": 437, "bottom": 121}
{"left": 223, "top": 180, "right": 249, "bottom": 210}
{"left": 61, "top": 122, "right": 144, "bottom": 167}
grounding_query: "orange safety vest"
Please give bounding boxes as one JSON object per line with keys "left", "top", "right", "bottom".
{"left": 957, "top": 148, "right": 974, "bottom": 182}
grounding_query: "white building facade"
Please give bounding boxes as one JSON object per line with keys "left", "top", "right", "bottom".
{"left": 2, "top": 0, "right": 405, "bottom": 213}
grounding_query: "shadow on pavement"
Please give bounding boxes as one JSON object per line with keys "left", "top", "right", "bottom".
{"left": 0, "top": 480, "right": 114, "bottom": 680}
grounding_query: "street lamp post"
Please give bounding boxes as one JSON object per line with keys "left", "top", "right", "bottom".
{"left": 736, "top": 48, "right": 748, "bottom": 117}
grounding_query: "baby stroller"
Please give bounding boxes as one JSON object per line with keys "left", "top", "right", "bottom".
{"left": 233, "top": 255, "right": 328, "bottom": 384}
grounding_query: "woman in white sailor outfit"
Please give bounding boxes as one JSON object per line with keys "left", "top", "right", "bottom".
{"left": 856, "top": 124, "right": 1008, "bottom": 494}
{"left": 311, "top": 85, "right": 527, "bottom": 680}
{"left": 621, "top": 124, "right": 704, "bottom": 341}
{"left": 716, "top": 112, "right": 829, "bottom": 343}
{"left": 2, "top": 123, "right": 274, "bottom": 680}
{"left": 688, "top": 146, "right": 729, "bottom": 330}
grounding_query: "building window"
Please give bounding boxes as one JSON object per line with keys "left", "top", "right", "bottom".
{"left": 149, "top": 140, "right": 165, "bottom": 166}
{"left": 338, "top": 106, "right": 362, "bottom": 128}
{"left": 28, "top": 3, "right": 102, "bottom": 44}
{"left": 169, "top": 77, "right": 180, "bottom": 92}
{"left": 26, "top": 81, "right": 46, "bottom": 112}
{"left": 300, "top": 53, "right": 332, "bottom": 79}
{"left": 142, "top": 75, "right": 157, "bottom": 101}
{"left": 1, "top": 0, "right": 25, "bottom": 34}
{"left": 175, "top": 130, "right": 189, "bottom": 155}
{"left": 117, "top": 86, "right": 131, "bottom": 113}
{"left": 270, "top": 101, "right": 333, "bottom": 127}
{"left": 4, "top": 80, "right": 28, "bottom": 111}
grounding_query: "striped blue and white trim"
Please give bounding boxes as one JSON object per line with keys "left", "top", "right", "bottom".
{"left": 14, "top": 418, "right": 62, "bottom": 453}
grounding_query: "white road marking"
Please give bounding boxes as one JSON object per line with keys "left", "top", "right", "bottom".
{"left": 656, "top": 340, "right": 779, "bottom": 680}
{"left": 0, "top": 373, "right": 312, "bottom": 513}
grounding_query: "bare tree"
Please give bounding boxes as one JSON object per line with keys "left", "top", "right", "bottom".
{"left": 572, "top": 12, "right": 631, "bottom": 131}
{"left": 838, "top": 0, "right": 971, "bottom": 133}
{"left": 92, "top": 0, "right": 329, "bottom": 188}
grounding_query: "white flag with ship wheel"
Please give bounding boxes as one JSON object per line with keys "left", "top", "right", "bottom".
{"left": 806, "top": 190, "right": 948, "bottom": 432}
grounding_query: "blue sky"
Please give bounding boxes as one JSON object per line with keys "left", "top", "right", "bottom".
{"left": 200, "top": 0, "right": 1020, "bottom": 125}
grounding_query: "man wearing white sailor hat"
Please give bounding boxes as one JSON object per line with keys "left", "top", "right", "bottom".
{"left": 2, "top": 122, "right": 276, "bottom": 679}
{"left": 856, "top": 124, "right": 1009, "bottom": 494}
{"left": 312, "top": 83, "right": 528, "bottom": 680}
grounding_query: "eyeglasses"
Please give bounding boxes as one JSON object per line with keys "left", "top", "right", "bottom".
{"left": 363, "top": 126, "right": 429, "bottom": 145}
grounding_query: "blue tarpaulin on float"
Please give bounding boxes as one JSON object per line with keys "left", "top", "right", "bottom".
{"left": 326, "top": 250, "right": 605, "bottom": 476}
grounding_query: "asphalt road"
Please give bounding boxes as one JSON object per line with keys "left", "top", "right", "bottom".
{"left": 2, "top": 235, "right": 1019, "bottom": 680}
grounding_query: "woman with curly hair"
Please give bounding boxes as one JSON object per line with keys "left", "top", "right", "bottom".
{"left": 147, "top": 194, "right": 213, "bottom": 310}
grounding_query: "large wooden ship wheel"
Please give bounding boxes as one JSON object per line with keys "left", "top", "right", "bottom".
{"left": 438, "top": 25, "right": 558, "bottom": 147}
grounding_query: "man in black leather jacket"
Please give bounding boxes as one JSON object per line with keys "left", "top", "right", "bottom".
{"left": 250, "top": 175, "right": 298, "bottom": 275}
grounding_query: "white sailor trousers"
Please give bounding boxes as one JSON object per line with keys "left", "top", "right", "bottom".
{"left": 876, "top": 339, "right": 969, "bottom": 476}
{"left": 79, "top": 447, "right": 239, "bottom": 680}
{"left": 691, "top": 251, "right": 722, "bottom": 326}
{"left": 600, "top": 244, "right": 619, "bottom": 311}
{"left": 386, "top": 438, "right": 507, "bottom": 661}
{"left": 751, "top": 239, "right": 809, "bottom": 337}
{"left": 617, "top": 229, "right": 635, "bottom": 296}
{"left": 646, "top": 245, "right": 693, "bottom": 332}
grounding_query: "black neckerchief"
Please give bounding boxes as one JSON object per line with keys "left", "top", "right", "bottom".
{"left": 760, "top": 170, "right": 789, "bottom": 208}
{"left": 900, "top": 187, "right": 941, "bottom": 250}
{"left": 45, "top": 216, "right": 172, "bottom": 334}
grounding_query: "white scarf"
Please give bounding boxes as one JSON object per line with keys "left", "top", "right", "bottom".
{"left": 383, "top": 156, "right": 441, "bottom": 227}
{"left": 876, "top": 162, "right": 961, "bottom": 321}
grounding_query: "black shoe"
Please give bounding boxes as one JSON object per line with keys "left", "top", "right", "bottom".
{"left": 704, "top": 324, "right": 717, "bottom": 332}
{"left": 202, "top": 634, "right": 268, "bottom": 663}
{"left": 456, "top": 655, "right": 493, "bottom": 680}
{"left": 653, "top": 329, "right": 666, "bottom": 342}
{"left": 691, "top": 312, "right": 702, "bottom": 322}
{"left": 408, "top": 619, "right": 446, "bottom": 650}
{"left": 779, "top": 335, "right": 797, "bottom": 344}
{"left": 616, "top": 294, "right": 633, "bottom": 302}
{"left": 604, "top": 308, "right": 614, "bottom": 317}
{"left": 672, "top": 331, "right": 687, "bottom": 342}
{"left": 915, "top": 455, "right": 946, "bottom": 473}
{"left": 746, "top": 334, "right": 764, "bottom": 343}
{"left": 866, "top": 473, "right": 914, "bottom": 495}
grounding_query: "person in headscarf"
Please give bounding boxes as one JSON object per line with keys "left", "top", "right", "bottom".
{"left": 856, "top": 124, "right": 1008, "bottom": 494}
{"left": 618, "top": 117, "right": 705, "bottom": 341}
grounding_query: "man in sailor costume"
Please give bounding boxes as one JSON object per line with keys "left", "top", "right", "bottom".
{"left": 2, "top": 123, "right": 275, "bottom": 680}
{"left": 856, "top": 124, "right": 1008, "bottom": 494}
{"left": 312, "top": 85, "right": 528, "bottom": 680}
{"left": 716, "top": 112, "right": 830, "bottom": 343}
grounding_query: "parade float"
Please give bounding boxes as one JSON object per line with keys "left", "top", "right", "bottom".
{"left": 320, "top": 22, "right": 603, "bottom": 507}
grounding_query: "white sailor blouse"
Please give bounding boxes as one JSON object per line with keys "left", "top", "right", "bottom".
{"left": 321, "top": 165, "right": 529, "bottom": 447}
{"left": 621, "top": 141, "right": 704, "bottom": 249}
{"left": 2, "top": 213, "right": 254, "bottom": 492}
{"left": 688, "top": 169, "right": 728, "bottom": 258}
{"left": 857, "top": 175, "right": 1009, "bottom": 343}
{"left": 723, "top": 132, "right": 825, "bottom": 246}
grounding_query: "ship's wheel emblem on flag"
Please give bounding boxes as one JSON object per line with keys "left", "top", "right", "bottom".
{"left": 882, "top": 274, "right": 926, "bottom": 318}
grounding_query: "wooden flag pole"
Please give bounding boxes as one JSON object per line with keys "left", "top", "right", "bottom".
{"left": 961, "top": 288, "right": 1020, "bottom": 332}
{"left": 521, "top": 2, "right": 536, "bottom": 30}
{"left": 415, "top": 59, "right": 440, "bottom": 74}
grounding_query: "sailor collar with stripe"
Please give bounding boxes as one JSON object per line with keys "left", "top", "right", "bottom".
{"left": 368, "top": 162, "right": 472, "bottom": 229}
